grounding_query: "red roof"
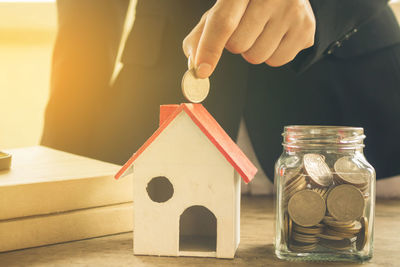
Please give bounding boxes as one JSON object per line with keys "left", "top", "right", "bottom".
{"left": 115, "top": 103, "right": 257, "bottom": 183}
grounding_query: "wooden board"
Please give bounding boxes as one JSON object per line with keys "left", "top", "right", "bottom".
{"left": 0, "top": 146, "right": 132, "bottom": 220}
{"left": 0, "top": 202, "right": 133, "bottom": 252}
{"left": 0, "top": 196, "right": 399, "bottom": 266}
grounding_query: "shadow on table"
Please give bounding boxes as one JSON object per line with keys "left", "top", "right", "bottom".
{"left": 235, "top": 244, "right": 371, "bottom": 267}
{"left": 0, "top": 234, "right": 376, "bottom": 266}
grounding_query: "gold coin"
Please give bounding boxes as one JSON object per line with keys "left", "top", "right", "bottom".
{"left": 284, "top": 166, "right": 303, "bottom": 185}
{"left": 303, "top": 154, "right": 333, "bottom": 187}
{"left": 293, "top": 224, "right": 323, "bottom": 235}
{"left": 312, "top": 187, "right": 329, "bottom": 199}
{"left": 324, "top": 228, "right": 355, "bottom": 239}
{"left": 181, "top": 69, "right": 210, "bottom": 103}
{"left": 285, "top": 179, "right": 307, "bottom": 201}
{"left": 285, "top": 175, "right": 307, "bottom": 193}
{"left": 321, "top": 188, "right": 330, "bottom": 200}
{"left": 288, "top": 190, "right": 326, "bottom": 227}
{"left": 330, "top": 221, "right": 362, "bottom": 235}
{"left": 323, "top": 216, "right": 354, "bottom": 228}
{"left": 333, "top": 176, "right": 343, "bottom": 185}
{"left": 327, "top": 184, "right": 364, "bottom": 222}
{"left": 284, "top": 176, "right": 307, "bottom": 202}
{"left": 319, "top": 238, "right": 353, "bottom": 251}
{"left": 334, "top": 156, "right": 369, "bottom": 186}
{"left": 356, "top": 217, "right": 368, "bottom": 250}
{"left": 312, "top": 187, "right": 322, "bottom": 194}
{"left": 285, "top": 174, "right": 306, "bottom": 191}
{"left": 317, "top": 232, "right": 345, "bottom": 241}
{"left": 283, "top": 213, "right": 289, "bottom": 243}
{"left": 292, "top": 232, "right": 319, "bottom": 243}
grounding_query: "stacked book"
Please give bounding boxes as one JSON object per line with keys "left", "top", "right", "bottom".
{"left": 0, "top": 146, "right": 133, "bottom": 252}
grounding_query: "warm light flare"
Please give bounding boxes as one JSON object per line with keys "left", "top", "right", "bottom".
{"left": 0, "top": 0, "right": 54, "bottom": 2}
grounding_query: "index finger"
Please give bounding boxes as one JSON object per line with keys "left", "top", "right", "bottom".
{"left": 195, "top": 0, "right": 248, "bottom": 78}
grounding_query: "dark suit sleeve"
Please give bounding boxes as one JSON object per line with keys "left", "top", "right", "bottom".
{"left": 52, "top": 0, "right": 129, "bottom": 93}
{"left": 41, "top": 0, "right": 129, "bottom": 156}
{"left": 290, "top": 0, "right": 389, "bottom": 73}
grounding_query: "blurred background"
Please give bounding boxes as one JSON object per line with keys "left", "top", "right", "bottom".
{"left": 1, "top": 0, "right": 55, "bottom": 148}
{"left": 1, "top": 0, "right": 400, "bottom": 149}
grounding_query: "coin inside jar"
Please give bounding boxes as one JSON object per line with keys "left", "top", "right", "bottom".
{"left": 327, "top": 184, "right": 365, "bottom": 222}
{"left": 303, "top": 153, "right": 333, "bottom": 187}
{"left": 291, "top": 232, "right": 319, "bottom": 243}
{"left": 324, "top": 228, "right": 356, "bottom": 239}
{"left": 317, "top": 232, "right": 345, "bottom": 241}
{"left": 323, "top": 216, "right": 354, "bottom": 228}
{"left": 181, "top": 69, "right": 210, "bottom": 103}
{"left": 288, "top": 190, "right": 326, "bottom": 227}
{"left": 356, "top": 216, "right": 368, "bottom": 250}
{"left": 284, "top": 175, "right": 307, "bottom": 199}
{"left": 284, "top": 213, "right": 289, "bottom": 242}
{"left": 283, "top": 165, "right": 303, "bottom": 185}
{"left": 319, "top": 238, "right": 353, "bottom": 251}
{"left": 334, "top": 156, "right": 369, "bottom": 186}
{"left": 293, "top": 224, "right": 323, "bottom": 235}
{"left": 330, "top": 221, "right": 362, "bottom": 235}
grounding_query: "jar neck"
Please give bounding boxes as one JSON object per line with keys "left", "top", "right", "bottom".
{"left": 282, "top": 126, "right": 365, "bottom": 152}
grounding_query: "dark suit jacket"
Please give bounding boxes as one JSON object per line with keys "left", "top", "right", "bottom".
{"left": 42, "top": 0, "right": 400, "bottom": 180}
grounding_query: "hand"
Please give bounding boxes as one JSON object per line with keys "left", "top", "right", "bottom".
{"left": 183, "top": 0, "right": 316, "bottom": 78}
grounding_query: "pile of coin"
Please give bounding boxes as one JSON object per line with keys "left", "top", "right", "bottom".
{"left": 317, "top": 216, "right": 365, "bottom": 251}
{"left": 181, "top": 58, "right": 210, "bottom": 103}
{"left": 282, "top": 153, "right": 371, "bottom": 253}
{"left": 290, "top": 222, "right": 324, "bottom": 252}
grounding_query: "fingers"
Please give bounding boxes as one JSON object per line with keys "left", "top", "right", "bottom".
{"left": 241, "top": 18, "right": 287, "bottom": 65}
{"left": 226, "top": 0, "right": 271, "bottom": 54}
{"left": 183, "top": 0, "right": 316, "bottom": 74}
{"left": 195, "top": 0, "right": 249, "bottom": 78}
{"left": 265, "top": 1, "right": 316, "bottom": 67}
{"left": 241, "top": 0, "right": 315, "bottom": 66}
{"left": 266, "top": 25, "right": 314, "bottom": 67}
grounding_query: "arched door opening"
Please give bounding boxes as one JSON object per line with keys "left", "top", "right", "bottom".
{"left": 179, "top": 205, "right": 217, "bottom": 253}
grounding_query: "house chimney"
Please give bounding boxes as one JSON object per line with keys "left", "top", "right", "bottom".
{"left": 159, "top": 105, "right": 179, "bottom": 126}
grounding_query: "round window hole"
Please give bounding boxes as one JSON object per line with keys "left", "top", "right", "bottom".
{"left": 146, "top": 176, "right": 174, "bottom": 203}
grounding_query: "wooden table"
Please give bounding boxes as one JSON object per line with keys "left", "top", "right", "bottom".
{"left": 1, "top": 196, "right": 399, "bottom": 267}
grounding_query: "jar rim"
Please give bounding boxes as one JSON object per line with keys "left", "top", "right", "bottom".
{"left": 282, "top": 125, "right": 365, "bottom": 149}
{"left": 284, "top": 125, "right": 364, "bottom": 132}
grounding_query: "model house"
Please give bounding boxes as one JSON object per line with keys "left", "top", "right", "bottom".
{"left": 115, "top": 103, "right": 257, "bottom": 258}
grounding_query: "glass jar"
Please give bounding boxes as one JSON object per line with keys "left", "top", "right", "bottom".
{"left": 274, "top": 126, "right": 375, "bottom": 262}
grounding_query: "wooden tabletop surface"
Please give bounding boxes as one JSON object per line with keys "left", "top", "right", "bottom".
{"left": 1, "top": 196, "right": 399, "bottom": 267}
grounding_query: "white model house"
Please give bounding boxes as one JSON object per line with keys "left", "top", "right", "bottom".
{"left": 115, "top": 103, "right": 257, "bottom": 258}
